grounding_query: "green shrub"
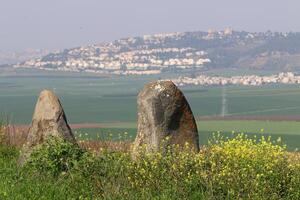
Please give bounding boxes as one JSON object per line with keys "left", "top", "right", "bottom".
{"left": 26, "top": 136, "right": 84, "bottom": 176}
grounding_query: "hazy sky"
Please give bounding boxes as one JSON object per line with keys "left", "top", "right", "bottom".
{"left": 1, "top": 0, "right": 300, "bottom": 51}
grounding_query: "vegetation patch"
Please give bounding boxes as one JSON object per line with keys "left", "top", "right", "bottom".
{"left": 25, "top": 136, "right": 84, "bottom": 176}
{"left": 1, "top": 125, "right": 300, "bottom": 199}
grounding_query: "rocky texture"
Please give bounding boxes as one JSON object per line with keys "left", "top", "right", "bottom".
{"left": 132, "top": 80, "right": 199, "bottom": 155}
{"left": 19, "top": 90, "right": 76, "bottom": 164}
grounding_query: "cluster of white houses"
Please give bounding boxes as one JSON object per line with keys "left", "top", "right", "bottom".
{"left": 15, "top": 46, "right": 210, "bottom": 75}
{"left": 172, "top": 72, "right": 300, "bottom": 86}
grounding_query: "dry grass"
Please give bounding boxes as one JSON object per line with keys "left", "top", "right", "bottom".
{"left": 1, "top": 122, "right": 300, "bottom": 160}
{"left": 79, "top": 140, "right": 132, "bottom": 153}
{"left": 0, "top": 123, "right": 28, "bottom": 148}
{"left": 287, "top": 152, "right": 300, "bottom": 163}
{"left": 0, "top": 122, "right": 132, "bottom": 153}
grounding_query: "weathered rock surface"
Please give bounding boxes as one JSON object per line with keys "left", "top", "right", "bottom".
{"left": 20, "top": 90, "right": 76, "bottom": 164}
{"left": 132, "top": 80, "right": 199, "bottom": 155}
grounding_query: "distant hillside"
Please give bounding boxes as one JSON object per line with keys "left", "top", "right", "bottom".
{"left": 15, "top": 29, "right": 300, "bottom": 75}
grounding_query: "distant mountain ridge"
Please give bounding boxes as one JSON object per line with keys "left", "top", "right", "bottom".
{"left": 15, "top": 29, "right": 300, "bottom": 75}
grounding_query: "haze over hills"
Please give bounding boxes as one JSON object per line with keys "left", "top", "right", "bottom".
{"left": 13, "top": 29, "right": 300, "bottom": 75}
{"left": 0, "top": 49, "right": 49, "bottom": 65}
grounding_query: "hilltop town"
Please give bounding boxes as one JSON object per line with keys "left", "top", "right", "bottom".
{"left": 15, "top": 32, "right": 212, "bottom": 75}
{"left": 13, "top": 29, "right": 300, "bottom": 75}
{"left": 171, "top": 72, "right": 300, "bottom": 86}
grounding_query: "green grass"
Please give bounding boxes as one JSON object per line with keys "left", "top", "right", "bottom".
{"left": 199, "top": 120, "right": 300, "bottom": 135}
{"left": 1, "top": 134, "right": 300, "bottom": 199}
{"left": 200, "top": 120, "right": 300, "bottom": 151}
{"left": 0, "top": 147, "right": 92, "bottom": 200}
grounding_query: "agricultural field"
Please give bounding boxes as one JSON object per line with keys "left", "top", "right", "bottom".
{"left": 74, "top": 120, "right": 300, "bottom": 151}
{"left": 2, "top": 72, "right": 300, "bottom": 150}
{"left": 2, "top": 74, "right": 300, "bottom": 123}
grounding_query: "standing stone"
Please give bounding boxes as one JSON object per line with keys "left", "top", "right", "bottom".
{"left": 132, "top": 80, "right": 199, "bottom": 155}
{"left": 19, "top": 90, "right": 76, "bottom": 164}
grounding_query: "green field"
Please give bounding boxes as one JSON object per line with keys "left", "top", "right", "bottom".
{"left": 74, "top": 120, "right": 300, "bottom": 151}
{"left": 2, "top": 75, "right": 300, "bottom": 124}
{"left": 2, "top": 73, "right": 300, "bottom": 150}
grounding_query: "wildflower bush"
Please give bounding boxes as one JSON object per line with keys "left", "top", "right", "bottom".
{"left": 203, "top": 134, "right": 290, "bottom": 199}
{"left": 1, "top": 133, "right": 300, "bottom": 199}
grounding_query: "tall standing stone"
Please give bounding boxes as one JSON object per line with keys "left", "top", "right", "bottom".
{"left": 132, "top": 80, "right": 199, "bottom": 155}
{"left": 19, "top": 90, "right": 76, "bottom": 164}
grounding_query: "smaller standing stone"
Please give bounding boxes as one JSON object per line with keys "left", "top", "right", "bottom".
{"left": 19, "top": 90, "right": 76, "bottom": 164}
{"left": 132, "top": 80, "right": 199, "bottom": 155}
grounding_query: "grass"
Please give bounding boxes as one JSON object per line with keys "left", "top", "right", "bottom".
{"left": 1, "top": 129, "right": 300, "bottom": 199}
{"left": 2, "top": 116, "right": 300, "bottom": 199}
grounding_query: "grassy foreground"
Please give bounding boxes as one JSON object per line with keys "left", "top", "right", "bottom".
{"left": 1, "top": 123, "right": 300, "bottom": 199}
